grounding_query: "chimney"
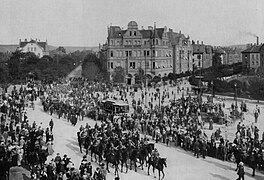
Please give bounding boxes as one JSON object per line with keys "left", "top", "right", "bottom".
{"left": 257, "top": 36, "right": 259, "bottom": 45}
{"left": 179, "top": 30, "right": 181, "bottom": 34}
{"left": 192, "top": 40, "right": 195, "bottom": 45}
{"left": 197, "top": 41, "right": 199, "bottom": 44}
{"left": 141, "top": 26, "right": 144, "bottom": 30}
{"left": 25, "top": 38, "right": 27, "bottom": 42}
{"left": 201, "top": 41, "right": 203, "bottom": 45}
{"left": 169, "top": 28, "right": 173, "bottom": 32}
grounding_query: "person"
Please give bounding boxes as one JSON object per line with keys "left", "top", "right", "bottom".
{"left": 236, "top": 162, "right": 245, "bottom": 180}
{"left": 47, "top": 140, "right": 54, "bottom": 155}
{"left": 151, "top": 148, "right": 159, "bottom": 162}
{"left": 100, "top": 163, "right": 107, "bottom": 180}
{"left": 49, "top": 119, "right": 54, "bottom": 132}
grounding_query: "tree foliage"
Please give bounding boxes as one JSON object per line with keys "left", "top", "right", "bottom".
{"left": 3, "top": 50, "right": 78, "bottom": 83}
{"left": 112, "top": 66, "right": 125, "bottom": 83}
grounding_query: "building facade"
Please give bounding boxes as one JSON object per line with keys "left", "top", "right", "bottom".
{"left": 192, "top": 41, "right": 213, "bottom": 70}
{"left": 19, "top": 39, "right": 49, "bottom": 58}
{"left": 106, "top": 21, "right": 192, "bottom": 83}
{"left": 241, "top": 45, "right": 262, "bottom": 70}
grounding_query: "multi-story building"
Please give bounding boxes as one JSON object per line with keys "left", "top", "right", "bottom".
{"left": 167, "top": 30, "right": 193, "bottom": 74}
{"left": 106, "top": 21, "right": 192, "bottom": 84}
{"left": 242, "top": 44, "right": 262, "bottom": 70}
{"left": 19, "top": 38, "right": 49, "bottom": 58}
{"left": 192, "top": 41, "right": 213, "bottom": 70}
{"left": 221, "top": 47, "right": 242, "bottom": 65}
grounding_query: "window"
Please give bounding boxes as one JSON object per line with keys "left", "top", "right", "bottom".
{"left": 110, "top": 51, "right": 113, "bottom": 57}
{"left": 156, "top": 39, "right": 158, "bottom": 45}
{"left": 252, "top": 61, "right": 254, "bottom": 65}
{"left": 130, "top": 31, "right": 132, "bottom": 36}
{"left": 31, "top": 47, "right": 34, "bottom": 51}
{"left": 126, "top": 51, "right": 128, "bottom": 57}
{"left": 111, "top": 40, "right": 113, "bottom": 45}
{"left": 144, "top": 41, "right": 147, "bottom": 45}
{"left": 28, "top": 47, "right": 30, "bottom": 51}
{"left": 147, "top": 51, "right": 150, "bottom": 56}
{"left": 134, "top": 31, "right": 136, "bottom": 36}
{"left": 146, "top": 61, "right": 149, "bottom": 68}
{"left": 129, "top": 51, "right": 132, "bottom": 57}
{"left": 38, "top": 53, "right": 40, "bottom": 57}
{"left": 34, "top": 47, "right": 36, "bottom": 51}
{"left": 163, "top": 41, "right": 165, "bottom": 46}
{"left": 252, "top": 54, "right": 254, "bottom": 59}
{"left": 152, "top": 62, "right": 155, "bottom": 69}
{"left": 110, "top": 62, "right": 113, "bottom": 69}
{"left": 130, "top": 62, "right": 135, "bottom": 69}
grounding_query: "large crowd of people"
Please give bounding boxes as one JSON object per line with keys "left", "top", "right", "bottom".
{"left": 1, "top": 77, "right": 264, "bottom": 179}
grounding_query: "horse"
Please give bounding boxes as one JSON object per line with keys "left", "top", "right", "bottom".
{"left": 104, "top": 149, "right": 120, "bottom": 176}
{"left": 147, "top": 156, "right": 158, "bottom": 177}
{"left": 120, "top": 147, "right": 129, "bottom": 173}
{"left": 156, "top": 158, "right": 167, "bottom": 180}
{"left": 89, "top": 141, "right": 104, "bottom": 163}
{"left": 129, "top": 148, "right": 139, "bottom": 172}
{"left": 138, "top": 145, "right": 150, "bottom": 170}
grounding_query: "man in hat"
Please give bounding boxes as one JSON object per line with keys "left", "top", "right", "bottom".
{"left": 237, "top": 161, "right": 245, "bottom": 180}
{"left": 49, "top": 119, "right": 54, "bottom": 132}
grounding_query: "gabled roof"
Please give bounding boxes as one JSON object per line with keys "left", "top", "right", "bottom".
{"left": 19, "top": 39, "right": 48, "bottom": 51}
{"left": 167, "top": 31, "right": 186, "bottom": 45}
{"left": 108, "top": 26, "right": 165, "bottom": 39}
{"left": 192, "top": 44, "right": 206, "bottom": 54}
{"left": 241, "top": 45, "right": 262, "bottom": 53}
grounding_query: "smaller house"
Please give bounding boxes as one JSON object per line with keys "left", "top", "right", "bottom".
{"left": 241, "top": 44, "right": 262, "bottom": 71}
{"left": 19, "top": 38, "right": 49, "bottom": 58}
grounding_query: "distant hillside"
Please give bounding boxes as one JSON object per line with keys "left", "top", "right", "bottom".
{"left": 225, "top": 44, "right": 248, "bottom": 50}
{"left": 0, "top": 44, "right": 99, "bottom": 54}
{"left": 0, "top": 45, "right": 18, "bottom": 53}
{"left": 64, "top": 46, "right": 99, "bottom": 53}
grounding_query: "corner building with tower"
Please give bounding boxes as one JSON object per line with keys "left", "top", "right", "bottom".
{"left": 106, "top": 21, "right": 193, "bottom": 84}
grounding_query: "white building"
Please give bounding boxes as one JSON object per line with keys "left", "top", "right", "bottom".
{"left": 19, "top": 39, "right": 49, "bottom": 58}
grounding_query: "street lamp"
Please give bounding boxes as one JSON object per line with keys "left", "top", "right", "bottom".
{"left": 234, "top": 82, "right": 238, "bottom": 110}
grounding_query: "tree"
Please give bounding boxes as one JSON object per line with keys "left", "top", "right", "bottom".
{"left": 212, "top": 52, "right": 222, "bottom": 67}
{"left": 112, "top": 66, "right": 125, "bottom": 83}
{"left": 135, "top": 68, "right": 144, "bottom": 84}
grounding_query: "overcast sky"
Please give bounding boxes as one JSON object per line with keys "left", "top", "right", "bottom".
{"left": 0, "top": 0, "right": 263, "bottom": 47}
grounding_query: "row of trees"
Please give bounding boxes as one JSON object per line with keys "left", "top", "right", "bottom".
{"left": 0, "top": 49, "right": 84, "bottom": 85}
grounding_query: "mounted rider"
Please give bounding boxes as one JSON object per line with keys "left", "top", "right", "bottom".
{"left": 151, "top": 148, "right": 160, "bottom": 162}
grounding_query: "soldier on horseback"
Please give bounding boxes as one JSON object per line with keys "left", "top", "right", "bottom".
{"left": 151, "top": 148, "right": 160, "bottom": 162}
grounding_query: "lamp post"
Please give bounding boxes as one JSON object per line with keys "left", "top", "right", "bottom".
{"left": 234, "top": 82, "right": 238, "bottom": 110}
{"left": 145, "top": 54, "right": 147, "bottom": 109}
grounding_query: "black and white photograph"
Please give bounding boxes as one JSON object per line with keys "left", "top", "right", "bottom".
{"left": 1, "top": 0, "right": 264, "bottom": 180}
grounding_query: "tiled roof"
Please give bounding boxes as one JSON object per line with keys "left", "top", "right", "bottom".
{"left": 241, "top": 45, "right": 262, "bottom": 53}
{"left": 108, "top": 26, "right": 165, "bottom": 39}
{"left": 167, "top": 31, "right": 186, "bottom": 45}
{"left": 192, "top": 44, "right": 206, "bottom": 54}
{"left": 19, "top": 39, "right": 47, "bottom": 51}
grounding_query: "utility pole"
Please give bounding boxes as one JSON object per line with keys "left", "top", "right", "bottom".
{"left": 145, "top": 54, "right": 147, "bottom": 108}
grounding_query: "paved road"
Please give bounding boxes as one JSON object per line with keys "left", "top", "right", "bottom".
{"left": 24, "top": 99, "right": 264, "bottom": 180}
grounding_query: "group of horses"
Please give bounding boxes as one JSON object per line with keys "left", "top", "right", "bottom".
{"left": 79, "top": 128, "right": 167, "bottom": 180}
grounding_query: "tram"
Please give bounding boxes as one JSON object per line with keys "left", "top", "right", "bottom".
{"left": 101, "top": 99, "right": 129, "bottom": 114}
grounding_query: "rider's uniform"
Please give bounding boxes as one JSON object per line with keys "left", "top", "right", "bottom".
{"left": 151, "top": 149, "right": 159, "bottom": 161}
